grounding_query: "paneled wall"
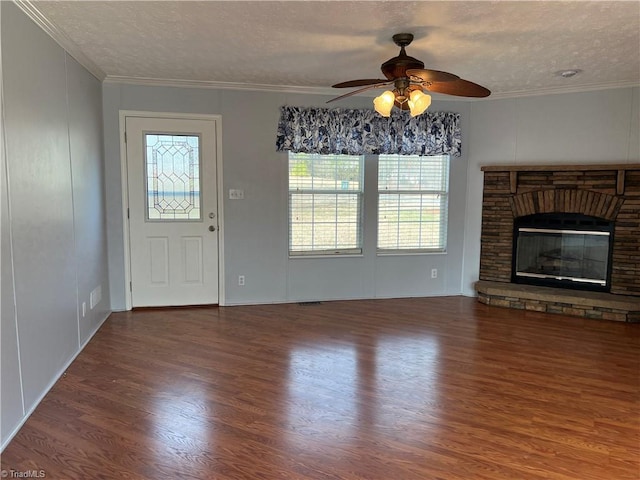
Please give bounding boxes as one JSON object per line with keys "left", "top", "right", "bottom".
{"left": 1, "top": 2, "right": 110, "bottom": 448}
{"left": 463, "top": 88, "right": 640, "bottom": 295}
{"left": 102, "top": 86, "right": 471, "bottom": 309}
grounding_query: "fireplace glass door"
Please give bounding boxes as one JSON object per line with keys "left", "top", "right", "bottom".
{"left": 515, "top": 228, "right": 610, "bottom": 287}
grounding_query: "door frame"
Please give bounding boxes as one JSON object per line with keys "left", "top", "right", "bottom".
{"left": 119, "top": 110, "right": 225, "bottom": 310}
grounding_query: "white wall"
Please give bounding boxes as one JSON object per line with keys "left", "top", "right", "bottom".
{"left": 461, "top": 87, "right": 640, "bottom": 295}
{"left": 102, "top": 84, "right": 472, "bottom": 309}
{"left": 1, "top": 2, "right": 110, "bottom": 448}
{"left": 104, "top": 82, "right": 640, "bottom": 309}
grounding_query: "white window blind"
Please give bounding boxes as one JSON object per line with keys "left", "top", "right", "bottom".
{"left": 289, "top": 153, "right": 364, "bottom": 255}
{"left": 377, "top": 155, "right": 449, "bottom": 252}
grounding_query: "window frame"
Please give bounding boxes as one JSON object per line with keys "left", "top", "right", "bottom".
{"left": 288, "top": 152, "right": 365, "bottom": 256}
{"left": 376, "top": 154, "right": 450, "bottom": 254}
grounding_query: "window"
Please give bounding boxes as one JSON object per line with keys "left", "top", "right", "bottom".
{"left": 287, "top": 153, "right": 449, "bottom": 256}
{"left": 378, "top": 155, "right": 449, "bottom": 252}
{"left": 288, "top": 153, "right": 364, "bottom": 255}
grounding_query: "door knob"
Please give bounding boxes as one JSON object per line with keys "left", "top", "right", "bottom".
{"left": 209, "top": 225, "right": 216, "bottom": 232}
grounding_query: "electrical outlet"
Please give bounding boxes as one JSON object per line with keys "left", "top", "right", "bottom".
{"left": 238, "top": 275, "right": 245, "bottom": 286}
{"left": 431, "top": 268, "right": 438, "bottom": 279}
{"left": 82, "top": 302, "right": 86, "bottom": 317}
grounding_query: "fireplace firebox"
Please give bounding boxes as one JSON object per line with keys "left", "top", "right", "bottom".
{"left": 512, "top": 213, "right": 614, "bottom": 292}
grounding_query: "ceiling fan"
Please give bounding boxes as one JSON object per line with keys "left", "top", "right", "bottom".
{"left": 328, "top": 33, "right": 491, "bottom": 117}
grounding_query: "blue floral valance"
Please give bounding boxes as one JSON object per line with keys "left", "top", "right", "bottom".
{"left": 276, "top": 105, "right": 461, "bottom": 157}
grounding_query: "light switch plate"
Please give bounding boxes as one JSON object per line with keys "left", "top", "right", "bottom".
{"left": 229, "top": 189, "right": 244, "bottom": 199}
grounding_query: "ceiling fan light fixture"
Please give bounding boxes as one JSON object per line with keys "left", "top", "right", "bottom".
{"left": 373, "top": 90, "right": 395, "bottom": 117}
{"left": 408, "top": 90, "right": 431, "bottom": 117}
{"left": 329, "top": 33, "right": 490, "bottom": 109}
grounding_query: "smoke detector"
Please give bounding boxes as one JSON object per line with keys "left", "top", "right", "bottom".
{"left": 555, "top": 69, "right": 582, "bottom": 78}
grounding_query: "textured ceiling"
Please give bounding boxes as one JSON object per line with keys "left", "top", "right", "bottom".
{"left": 27, "top": 1, "right": 640, "bottom": 99}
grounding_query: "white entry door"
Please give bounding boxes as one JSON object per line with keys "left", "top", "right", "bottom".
{"left": 126, "top": 116, "right": 219, "bottom": 307}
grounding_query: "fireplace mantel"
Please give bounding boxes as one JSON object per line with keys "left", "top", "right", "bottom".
{"left": 481, "top": 164, "right": 638, "bottom": 195}
{"left": 476, "top": 163, "right": 640, "bottom": 321}
{"left": 480, "top": 164, "right": 638, "bottom": 171}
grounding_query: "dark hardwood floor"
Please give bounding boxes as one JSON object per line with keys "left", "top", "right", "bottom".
{"left": 2, "top": 297, "right": 639, "bottom": 479}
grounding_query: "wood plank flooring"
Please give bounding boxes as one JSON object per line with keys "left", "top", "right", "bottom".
{"left": 1, "top": 297, "right": 639, "bottom": 479}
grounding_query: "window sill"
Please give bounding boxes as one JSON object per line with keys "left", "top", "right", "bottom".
{"left": 289, "top": 253, "right": 364, "bottom": 260}
{"left": 377, "top": 250, "right": 447, "bottom": 257}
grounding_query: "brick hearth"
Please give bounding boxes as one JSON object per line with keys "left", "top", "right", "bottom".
{"left": 476, "top": 164, "right": 640, "bottom": 321}
{"left": 476, "top": 280, "right": 640, "bottom": 323}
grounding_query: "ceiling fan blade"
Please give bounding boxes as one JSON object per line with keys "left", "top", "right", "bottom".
{"left": 425, "top": 78, "right": 491, "bottom": 98}
{"left": 326, "top": 83, "right": 389, "bottom": 104}
{"left": 332, "top": 79, "right": 391, "bottom": 88}
{"left": 406, "top": 69, "right": 459, "bottom": 83}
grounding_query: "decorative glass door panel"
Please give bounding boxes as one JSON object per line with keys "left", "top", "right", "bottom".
{"left": 145, "top": 134, "right": 201, "bottom": 221}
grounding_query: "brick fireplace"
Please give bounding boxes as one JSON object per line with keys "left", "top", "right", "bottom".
{"left": 475, "top": 164, "right": 640, "bottom": 322}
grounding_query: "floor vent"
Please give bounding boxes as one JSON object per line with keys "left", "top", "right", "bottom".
{"left": 298, "top": 301, "right": 322, "bottom": 306}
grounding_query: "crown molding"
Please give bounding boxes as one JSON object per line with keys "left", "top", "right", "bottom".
{"left": 103, "top": 75, "right": 638, "bottom": 101}
{"left": 103, "top": 75, "right": 339, "bottom": 96}
{"left": 13, "top": 0, "right": 106, "bottom": 81}
{"left": 487, "top": 80, "right": 640, "bottom": 100}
